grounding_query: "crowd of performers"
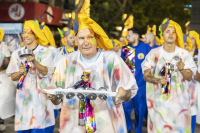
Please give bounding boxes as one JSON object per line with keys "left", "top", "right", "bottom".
{"left": 0, "top": 12, "right": 200, "bottom": 133}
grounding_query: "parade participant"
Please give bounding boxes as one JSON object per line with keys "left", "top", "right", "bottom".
{"left": 189, "top": 31, "right": 199, "bottom": 57}
{"left": 39, "top": 21, "right": 61, "bottom": 120}
{"left": 144, "top": 32, "right": 159, "bottom": 48}
{"left": 120, "top": 37, "right": 128, "bottom": 47}
{"left": 110, "top": 39, "right": 122, "bottom": 56}
{"left": 188, "top": 31, "right": 200, "bottom": 133}
{"left": 57, "top": 27, "right": 76, "bottom": 55}
{"left": 41, "top": 12, "right": 138, "bottom": 133}
{"left": 6, "top": 20, "right": 55, "bottom": 133}
{"left": 121, "top": 27, "right": 151, "bottom": 133}
{"left": 142, "top": 18, "right": 197, "bottom": 133}
{"left": 0, "top": 28, "right": 11, "bottom": 131}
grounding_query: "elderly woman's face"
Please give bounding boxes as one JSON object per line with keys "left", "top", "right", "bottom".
{"left": 76, "top": 29, "right": 98, "bottom": 57}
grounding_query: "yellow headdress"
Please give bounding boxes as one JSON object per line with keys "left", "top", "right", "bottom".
{"left": 155, "top": 36, "right": 161, "bottom": 45}
{"left": 72, "top": 12, "right": 113, "bottom": 50}
{"left": 188, "top": 31, "right": 200, "bottom": 49}
{"left": 111, "top": 39, "right": 123, "bottom": 49}
{"left": 183, "top": 36, "right": 192, "bottom": 51}
{"left": 0, "top": 28, "right": 4, "bottom": 42}
{"left": 57, "top": 27, "right": 75, "bottom": 46}
{"left": 40, "top": 22, "right": 56, "bottom": 47}
{"left": 159, "top": 18, "right": 184, "bottom": 49}
{"left": 23, "top": 20, "right": 49, "bottom": 46}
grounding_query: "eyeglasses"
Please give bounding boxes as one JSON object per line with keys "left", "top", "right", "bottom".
{"left": 127, "top": 34, "right": 135, "bottom": 39}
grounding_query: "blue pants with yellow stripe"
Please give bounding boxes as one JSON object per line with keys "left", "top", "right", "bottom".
{"left": 123, "top": 85, "right": 148, "bottom": 133}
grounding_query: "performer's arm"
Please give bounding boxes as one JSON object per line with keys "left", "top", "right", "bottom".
{"left": 41, "top": 86, "right": 62, "bottom": 105}
{"left": 176, "top": 61, "right": 192, "bottom": 81}
{"left": 2, "top": 57, "right": 10, "bottom": 69}
{"left": 27, "top": 54, "right": 48, "bottom": 76}
{"left": 194, "top": 71, "right": 200, "bottom": 82}
{"left": 11, "top": 64, "right": 25, "bottom": 81}
{"left": 116, "top": 87, "right": 132, "bottom": 102}
{"left": 143, "top": 69, "right": 167, "bottom": 84}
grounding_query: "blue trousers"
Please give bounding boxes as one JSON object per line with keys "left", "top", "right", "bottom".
{"left": 191, "top": 115, "right": 196, "bottom": 133}
{"left": 17, "top": 125, "right": 54, "bottom": 133}
{"left": 54, "top": 109, "right": 59, "bottom": 119}
{"left": 123, "top": 85, "right": 148, "bottom": 133}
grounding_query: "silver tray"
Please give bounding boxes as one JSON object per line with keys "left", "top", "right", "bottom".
{"left": 18, "top": 49, "right": 32, "bottom": 60}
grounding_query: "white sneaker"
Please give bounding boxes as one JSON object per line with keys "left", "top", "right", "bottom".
{"left": 0, "top": 124, "right": 6, "bottom": 131}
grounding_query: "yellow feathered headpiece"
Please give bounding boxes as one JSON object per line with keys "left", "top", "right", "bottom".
{"left": 23, "top": 20, "right": 49, "bottom": 46}
{"left": 0, "top": 28, "right": 4, "bottom": 42}
{"left": 72, "top": 12, "right": 113, "bottom": 50}
{"left": 159, "top": 18, "right": 184, "bottom": 49}
{"left": 188, "top": 31, "right": 200, "bottom": 49}
{"left": 39, "top": 22, "right": 56, "bottom": 47}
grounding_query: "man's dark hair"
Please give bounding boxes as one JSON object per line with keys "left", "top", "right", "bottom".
{"left": 128, "top": 27, "right": 141, "bottom": 38}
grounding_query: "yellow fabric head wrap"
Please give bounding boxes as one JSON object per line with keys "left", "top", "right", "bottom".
{"left": 23, "top": 20, "right": 49, "bottom": 46}
{"left": 113, "top": 39, "right": 122, "bottom": 49}
{"left": 189, "top": 31, "right": 200, "bottom": 49}
{"left": 41, "top": 24, "right": 56, "bottom": 47}
{"left": 0, "top": 28, "right": 4, "bottom": 42}
{"left": 183, "top": 36, "right": 192, "bottom": 52}
{"left": 155, "top": 36, "right": 161, "bottom": 45}
{"left": 159, "top": 19, "right": 184, "bottom": 49}
{"left": 76, "top": 13, "right": 113, "bottom": 50}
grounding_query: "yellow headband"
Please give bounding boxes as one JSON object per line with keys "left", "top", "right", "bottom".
{"left": 23, "top": 20, "right": 49, "bottom": 46}
{"left": 77, "top": 13, "right": 113, "bottom": 50}
{"left": 41, "top": 25, "right": 56, "bottom": 47}
{"left": 189, "top": 31, "right": 200, "bottom": 49}
{"left": 160, "top": 20, "right": 184, "bottom": 49}
{"left": 0, "top": 28, "right": 4, "bottom": 41}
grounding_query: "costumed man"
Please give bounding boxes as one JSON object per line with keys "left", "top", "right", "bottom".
{"left": 121, "top": 27, "right": 151, "bottom": 133}
{"left": 6, "top": 20, "right": 55, "bottom": 133}
{"left": 110, "top": 39, "right": 122, "bottom": 56}
{"left": 183, "top": 34, "right": 198, "bottom": 133}
{"left": 54, "top": 28, "right": 76, "bottom": 66}
{"left": 38, "top": 21, "right": 61, "bottom": 120}
{"left": 142, "top": 18, "right": 197, "bottom": 133}
{"left": 188, "top": 31, "right": 200, "bottom": 132}
{"left": 41, "top": 12, "right": 138, "bottom": 133}
{"left": 57, "top": 27, "right": 76, "bottom": 55}
{"left": 0, "top": 28, "right": 12, "bottom": 131}
{"left": 144, "top": 32, "right": 160, "bottom": 49}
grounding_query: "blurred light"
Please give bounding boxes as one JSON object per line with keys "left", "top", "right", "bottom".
{"left": 69, "top": 13, "right": 72, "bottom": 18}
{"left": 116, "top": 26, "right": 122, "bottom": 31}
{"left": 184, "top": 5, "right": 192, "bottom": 8}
